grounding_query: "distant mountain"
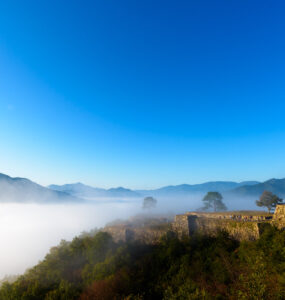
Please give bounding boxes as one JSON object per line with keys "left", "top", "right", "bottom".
{"left": 137, "top": 181, "right": 260, "bottom": 197}
{"left": 0, "top": 173, "right": 82, "bottom": 203}
{"left": 48, "top": 183, "right": 106, "bottom": 197}
{"left": 49, "top": 181, "right": 261, "bottom": 199}
{"left": 230, "top": 178, "right": 285, "bottom": 198}
{"left": 48, "top": 183, "right": 140, "bottom": 198}
{"left": 106, "top": 187, "right": 141, "bottom": 197}
{"left": 3, "top": 171, "right": 283, "bottom": 204}
{"left": 106, "top": 187, "right": 140, "bottom": 197}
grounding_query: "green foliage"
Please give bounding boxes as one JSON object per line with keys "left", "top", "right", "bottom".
{"left": 0, "top": 226, "right": 284, "bottom": 299}
{"left": 202, "top": 191, "right": 227, "bottom": 212}
{"left": 256, "top": 190, "right": 283, "bottom": 212}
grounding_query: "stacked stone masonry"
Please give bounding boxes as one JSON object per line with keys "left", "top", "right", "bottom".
{"left": 173, "top": 205, "right": 285, "bottom": 241}
{"left": 102, "top": 205, "right": 285, "bottom": 243}
{"left": 272, "top": 204, "right": 285, "bottom": 229}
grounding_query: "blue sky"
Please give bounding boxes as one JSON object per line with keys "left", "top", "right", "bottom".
{"left": 0, "top": 0, "right": 285, "bottom": 188}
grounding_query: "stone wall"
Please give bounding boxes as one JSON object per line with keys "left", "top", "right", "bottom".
{"left": 173, "top": 207, "right": 284, "bottom": 241}
{"left": 186, "top": 211, "right": 272, "bottom": 221}
{"left": 192, "top": 217, "right": 260, "bottom": 241}
{"left": 172, "top": 215, "right": 261, "bottom": 240}
{"left": 102, "top": 206, "right": 285, "bottom": 244}
{"left": 172, "top": 215, "right": 191, "bottom": 236}
{"left": 272, "top": 204, "right": 285, "bottom": 229}
{"left": 103, "top": 223, "right": 171, "bottom": 244}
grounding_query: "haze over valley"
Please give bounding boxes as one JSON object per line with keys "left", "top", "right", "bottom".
{"left": 2, "top": 172, "right": 285, "bottom": 209}
{"left": 1, "top": 171, "right": 285, "bottom": 279}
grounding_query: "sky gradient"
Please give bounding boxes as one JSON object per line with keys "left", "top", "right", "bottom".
{"left": 0, "top": 0, "right": 285, "bottom": 188}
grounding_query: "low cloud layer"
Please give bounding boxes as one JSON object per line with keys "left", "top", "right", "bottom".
{"left": 0, "top": 193, "right": 260, "bottom": 279}
{"left": 0, "top": 201, "right": 140, "bottom": 278}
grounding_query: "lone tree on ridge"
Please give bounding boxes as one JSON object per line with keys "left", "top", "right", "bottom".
{"left": 201, "top": 192, "right": 227, "bottom": 212}
{"left": 142, "top": 196, "right": 157, "bottom": 210}
{"left": 256, "top": 190, "right": 283, "bottom": 213}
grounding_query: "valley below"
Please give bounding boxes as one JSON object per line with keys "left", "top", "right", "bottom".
{"left": 0, "top": 201, "right": 141, "bottom": 279}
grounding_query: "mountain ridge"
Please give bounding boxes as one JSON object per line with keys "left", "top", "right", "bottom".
{"left": 48, "top": 183, "right": 140, "bottom": 198}
{"left": 1, "top": 172, "right": 285, "bottom": 203}
{"left": 49, "top": 180, "right": 261, "bottom": 198}
{"left": 0, "top": 173, "right": 83, "bottom": 203}
{"left": 229, "top": 178, "right": 285, "bottom": 198}
{"left": 136, "top": 181, "right": 260, "bottom": 197}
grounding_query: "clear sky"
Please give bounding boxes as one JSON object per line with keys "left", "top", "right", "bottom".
{"left": 0, "top": 0, "right": 285, "bottom": 189}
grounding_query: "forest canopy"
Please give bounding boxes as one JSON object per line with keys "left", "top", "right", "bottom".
{"left": 0, "top": 224, "right": 284, "bottom": 299}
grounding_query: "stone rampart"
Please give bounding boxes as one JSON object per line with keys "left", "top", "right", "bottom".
{"left": 173, "top": 206, "right": 284, "bottom": 241}
{"left": 103, "top": 222, "right": 171, "bottom": 244}
{"left": 102, "top": 206, "right": 285, "bottom": 244}
{"left": 272, "top": 204, "right": 285, "bottom": 229}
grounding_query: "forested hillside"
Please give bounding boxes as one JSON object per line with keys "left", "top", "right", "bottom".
{"left": 0, "top": 226, "right": 284, "bottom": 299}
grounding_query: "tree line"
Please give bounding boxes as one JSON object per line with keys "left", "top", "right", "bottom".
{"left": 200, "top": 190, "right": 283, "bottom": 213}
{"left": 142, "top": 190, "right": 283, "bottom": 213}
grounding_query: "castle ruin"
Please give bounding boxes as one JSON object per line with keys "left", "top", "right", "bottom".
{"left": 103, "top": 204, "right": 285, "bottom": 243}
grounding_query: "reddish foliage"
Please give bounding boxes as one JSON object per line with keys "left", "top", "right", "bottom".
{"left": 80, "top": 279, "right": 116, "bottom": 300}
{"left": 79, "top": 270, "right": 130, "bottom": 300}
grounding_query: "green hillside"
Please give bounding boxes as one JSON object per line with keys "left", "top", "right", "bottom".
{"left": 0, "top": 226, "right": 284, "bottom": 299}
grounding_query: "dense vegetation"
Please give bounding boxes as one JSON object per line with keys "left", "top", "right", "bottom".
{"left": 0, "top": 225, "right": 284, "bottom": 299}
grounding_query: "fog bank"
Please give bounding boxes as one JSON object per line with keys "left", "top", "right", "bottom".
{"left": 0, "top": 193, "right": 259, "bottom": 279}
{"left": 0, "top": 201, "right": 140, "bottom": 279}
